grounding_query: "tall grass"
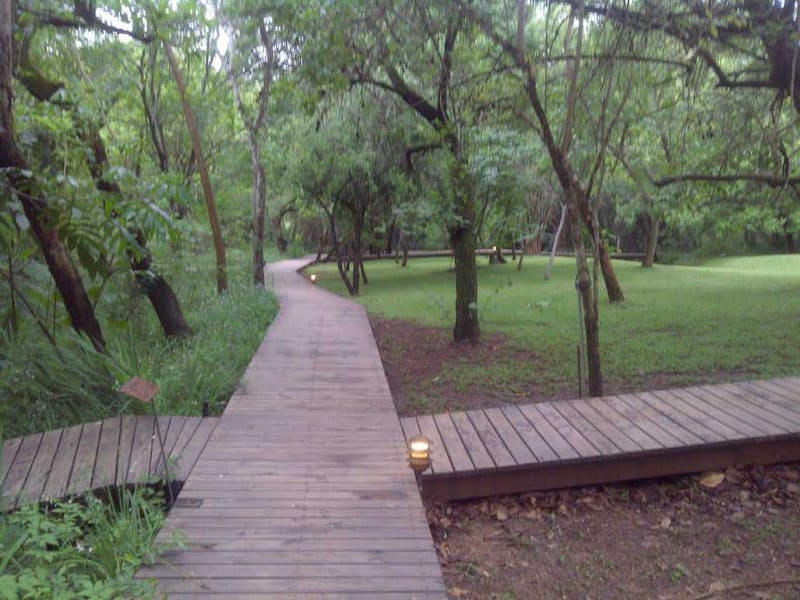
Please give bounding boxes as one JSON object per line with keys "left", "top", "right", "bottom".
{"left": 0, "top": 245, "right": 279, "bottom": 438}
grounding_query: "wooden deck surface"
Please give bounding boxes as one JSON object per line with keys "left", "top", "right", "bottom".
{"left": 1, "top": 416, "right": 217, "bottom": 510}
{"left": 401, "top": 378, "right": 800, "bottom": 500}
{"left": 137, "top": 258, "right": 446, "bottom": 599}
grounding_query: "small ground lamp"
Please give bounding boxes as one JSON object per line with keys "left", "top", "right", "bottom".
{"left": 408, "top": 435, "right": 432, "bottom": 472}
{"left": 310, "top": 273, "right": 318, "bottom": 284}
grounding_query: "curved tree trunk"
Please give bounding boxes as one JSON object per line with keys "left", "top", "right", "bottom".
{"left": 15, "top": 28, "right": 192, "bottom": 340}
{"left": 642, "top": 213, "right": 659, "bottom": 268}
{"left": 164, "top": 41, "right": 228, "bottom": 294}
{"left": 598, "top": 238, "right": 624, "bottom": 300}
{"left": 0, "top": 3, "right": 105, "bottom": 351}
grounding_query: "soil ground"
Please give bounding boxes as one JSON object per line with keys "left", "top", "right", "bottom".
{"left": 369, "top": 316, "right": 800, "bottom": 600}
{"left": 369, "top": 317, "right": 755, "bottom": 417}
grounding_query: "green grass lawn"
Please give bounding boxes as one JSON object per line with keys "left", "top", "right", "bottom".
{"left": 313, "top": 254, "right": 800, "bottom": 394}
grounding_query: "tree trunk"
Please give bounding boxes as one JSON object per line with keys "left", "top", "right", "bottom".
{"left": 326, "top": 211, "right": 354, "bottom": 295}
{"left": 787, "top": 232, "right": 796, "bottom": 254}
{"left": 80, "top": 121, "right": 192, "bottom": 337}
{"left": 598, "top": 238, "right": 624, "bottom": 301}
{"left": 351, "top": 243, "right": 360, "bottom": 295}
{"left": 642, "top": 213, "right": 659, "bottom": 267}
{"left": 573, "top": 218, "right": 602, "bottom": 397}
{"left": 132, "top": 253, "right": 192, "bottom": 339}
{"left": 451, "top": 226, "right": 480, "bottom": 342}
{"left": 251, "top": 142, "right": 266, "bottom": 286}
{"left": 546, "top": 203, "right": 567, "bottom": 280}
{"left": 273, "top": 215, "right": 288, "bottom": 252}
{"left": 163, "top": 41, "right": 227, "bottom": 294}
{"left": 385, "top": 220, "right": 395, "bottom": 254}
{"left": 315, "top": 233, "right": 325, "bottom": 263}
{"left": 517, "top": 248, "right": 524, "bottom": 271}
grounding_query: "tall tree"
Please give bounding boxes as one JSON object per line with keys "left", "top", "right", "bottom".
{"left": 13, "top": 27, "right": 192, "bottom": 338}
{"left": 0, "top": 0, "right": 105, "bottom": 351}
{"left": 163, "top": 40, "right": 228, "bottom": 294}
{"left": 309, "top": 0, "right": 482, "bottom": 341}
{"left": 461, "top": 0, "right": 630, "bottom": 395}
{"left": 224, "top": 12, "right": 276, "bottom": 285}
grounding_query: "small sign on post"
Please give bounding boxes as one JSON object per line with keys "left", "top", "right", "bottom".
{"left": 120, "top": 377, "right": 160, "bottom": 404}
{"left": 120, "top": 377, "right": 172, "bottom": 503}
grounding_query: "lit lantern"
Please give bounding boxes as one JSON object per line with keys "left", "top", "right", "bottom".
{"left": 408, "top": 435, "right": 432, "bottom": 472}
{"left": 310, "top": 273, "right": 318, "bottom": 284}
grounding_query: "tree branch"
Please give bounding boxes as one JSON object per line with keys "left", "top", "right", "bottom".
{"left": 654, "top": 172, "right": 800, "bottom": 188}
{"left": 23, "top": 3, "right": 154, "bottom": 43}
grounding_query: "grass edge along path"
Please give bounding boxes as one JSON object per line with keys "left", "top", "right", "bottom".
{"left": 311, "top": 254, "right": 800, "bottom": 406}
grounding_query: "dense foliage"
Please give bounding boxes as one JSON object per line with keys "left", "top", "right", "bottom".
{"left": 1, "top": 0, "right": 799, "bottom": 593}
{"left": 0, "top": 489, "right": 175, "bottom": 599}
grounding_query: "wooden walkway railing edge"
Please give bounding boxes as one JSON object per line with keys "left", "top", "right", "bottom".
{"left": 1, "top": 415, "right": 219, "bottom": 511}
{"left": 401, "top": 377, "right": 800, "bottom": 501}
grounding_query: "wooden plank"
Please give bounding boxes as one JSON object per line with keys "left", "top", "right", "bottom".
{"left": 172, "top": 418, "right": 217, "bottom": 481}
{"left": 2, "top": 433, "right": 43, "bottom": 508}
{"left": 18, "top": 428, "right": 62, "bottom": 505}
{"left": 450, "top": 412, "right": 495, "bottom": 470}
{"left": 126, "top": 415, "right": 155, "bottom": 484}
{"left": 734, "top": 382, "right": 800, "bottom": 423}
{"left": 531, "top": 402, "right": 600, "bottom": 458}
{"left": 150, "top": 417, "right": 172, "bottom": 475}
{"left": 666, "top": 388, "right": 766, "bottom": 438}
{"left": 1, "top": 436, "right": 22, "bottom": 489}
{"left": 68, "top": 421, "right": 101, "bottom": 496}
{"left": 710, "top": 385, "right": 798, "bottom": 430}
{"left": 399, "top": 416, "right": 420, "bottom": 440}
{"left": 635, "top": 392, "right": 724, "bottom": 444}
{"left": 142, "top": 562, "right": 444, "bottom": 579}
{"left": 153, "top": 577, "right": 446, "bottom": 594}
{"left": 163, "top": 417, "right": 189, "bottom": 460}
{"left": 652, "top": 390, "right": 743, "bottom": 441}
{"left": 166, "top": 418, "right": 203, "bottom": 475}
{"left": 749, "top": 379, "right": 800, "bottom": 407}
{"left": 416, "top": 414, "right": 454, "bottom": 474}
{"left": 483, "top": 407, "right": 536, "bottom": 465}
{"left": 92, "top": 416, "right": 121, "bottom": 490}
{"left": 502, "top": 405, "right": 561, "bottom": 462}
{"left": 585, "top": 397, "right": 663, "bottom": 451}
{"left": 42, "top": 425, "right": 81, "bottom": 501}
{"left": 432, "top": 413, "right": 474, "bottom": 472}
{"left": 150, "top": 549, "right": 434, "bottom": 565}
{"left": 684, "top": 386, "right": 791, "bottom": 436}
{"left": 420, "top": 433, "right": 800, "bottom": 501}
{"left": 770, "top": 377, "right": 800, "bottom": 399}
{"left": 558, "top": 400, "right": 633, "bottom": 454}
{"left": 613, "top": 394, "right": 700, "bottom": 446}
{"left": 116, "top": 415, "right": 137, "bottom": 486}
{"left": 466, "top": 410, "right": 516, "bottom": 467}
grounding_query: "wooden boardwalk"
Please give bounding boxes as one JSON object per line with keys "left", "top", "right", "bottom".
{"left": 1, "top": 416, "right": 217, "bottom": 510}
{"left": 137, "top": 259, "right": 447, "bottom": 599}
{"left": 401, "top": 378, "right": 800, "bottom": 500}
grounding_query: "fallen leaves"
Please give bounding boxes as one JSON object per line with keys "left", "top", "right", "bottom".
{"left": 699, "top": 471, "right": 726, "bottom": 489}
